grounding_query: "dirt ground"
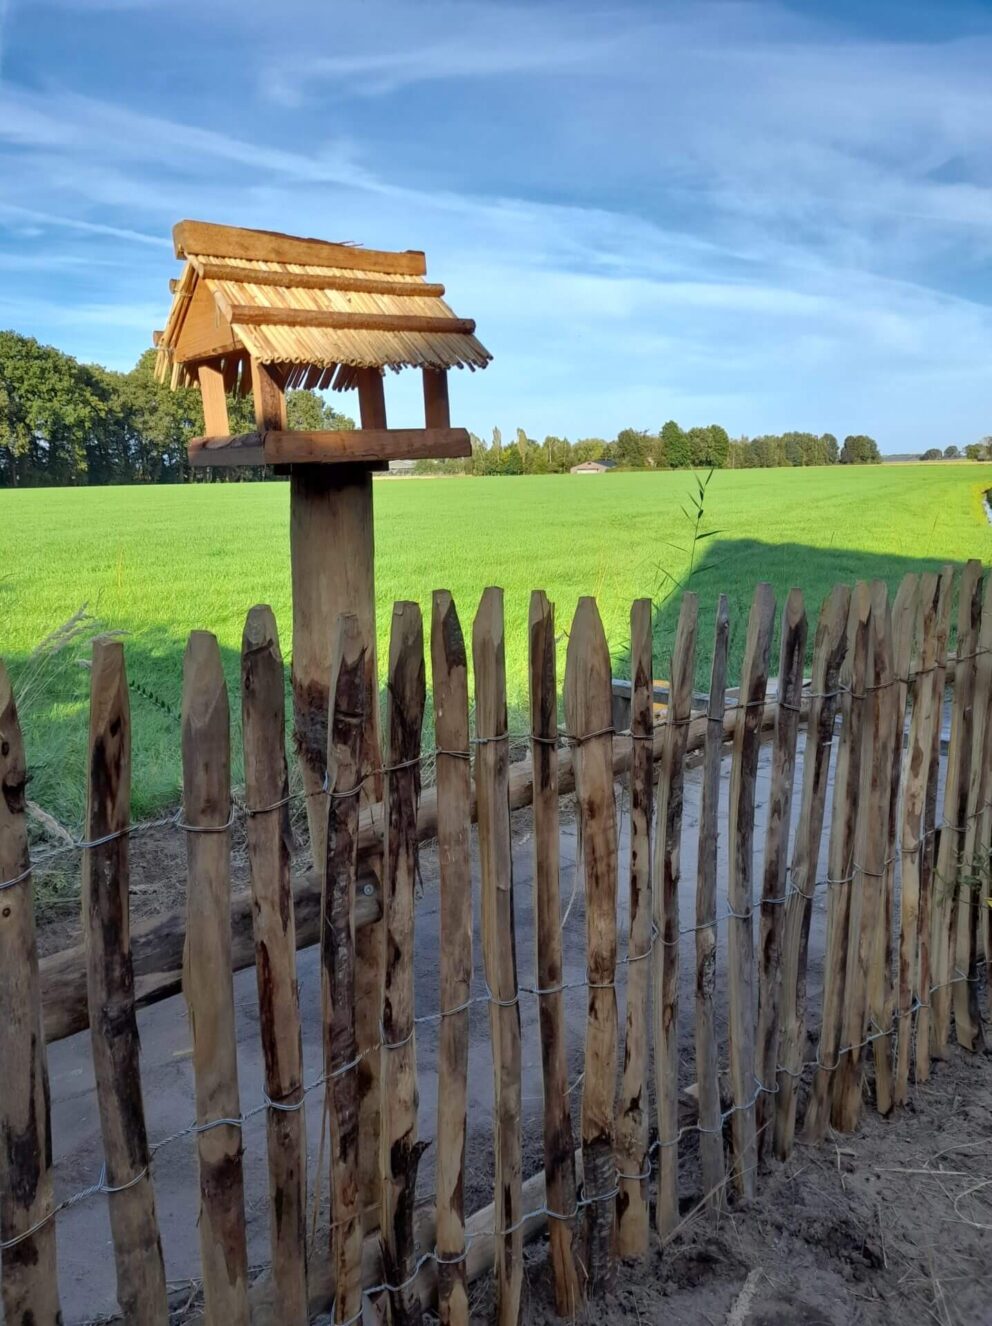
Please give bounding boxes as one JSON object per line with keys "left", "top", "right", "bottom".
{"left": 30, "top": 737, "right": 992, "bottom": 1326}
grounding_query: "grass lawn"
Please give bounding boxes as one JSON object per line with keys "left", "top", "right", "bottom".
{"left": 3, "top": 463, "right": 991, "bottom": 828}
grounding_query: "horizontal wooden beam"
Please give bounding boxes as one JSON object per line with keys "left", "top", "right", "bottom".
{"left": 173, "top": 220, "right": 427, "bottom": 276}
{"left": 188, "top": 427, "right": 471, "bottom": 467}
{"left": 221, "top": 303, "right": 475, "bottom": 336}
{"left": 198, "top": 263, "right": 445, "bottom": 300}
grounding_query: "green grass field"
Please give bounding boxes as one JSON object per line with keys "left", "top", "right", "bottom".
{"left": 3, "top": 463, "right": 991, "bottom": 828}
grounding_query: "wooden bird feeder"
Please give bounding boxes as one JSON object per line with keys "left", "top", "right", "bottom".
{"left": 154, "top": 218, "right": 491, "bottom": 843}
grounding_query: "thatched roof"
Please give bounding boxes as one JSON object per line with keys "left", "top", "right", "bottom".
{"left": 154, "top": 220, "right": 491, "bottom": 391}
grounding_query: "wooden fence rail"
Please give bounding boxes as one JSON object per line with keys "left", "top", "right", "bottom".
{"left": 3, "top": 567, "right": 991, "bottom": 1325}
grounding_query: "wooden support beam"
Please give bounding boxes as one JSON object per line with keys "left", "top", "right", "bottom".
{"left": 197, "top": 362, "right": 229, "bottom": 437}
{"left": 357, "top": 368, "right": 388, "bottom": 430}
{"left": 197, "top": 263, "right": 445, "bottom": 299}
{"left": 189, "top": 428, "right": 471, "bottom": 468}
{"left": 221, "top": 303, "right": 475, "bottom": 336}
{"left": 251, "top": 358, "right": 287, "bottom": 431}
{"left": 422, "top": 369, "right": 451, "bottom": 429}
{"left": 174, "top": 220, "right": 427, "bottom": 275}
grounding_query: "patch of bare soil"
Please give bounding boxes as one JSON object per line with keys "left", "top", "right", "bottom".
{"left": 466, "top": 1048, "right": 992, "bottom": 1326}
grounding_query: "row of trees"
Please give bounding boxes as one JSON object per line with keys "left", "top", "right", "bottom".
{"left": 924, "top": 439, "right": 992, "bottom": 462}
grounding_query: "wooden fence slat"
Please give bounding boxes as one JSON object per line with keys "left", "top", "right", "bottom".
{"left": 930, "top": 560, "right": 982, "bottom": 1060}
{"left": 694, "top": 594, "right": 730, "bottom": 1201}
{"left": 652, "top": 592, "right": 698, "bottom": 1236}
{"left": 894, "top": 574, "right": 941, "bottom": 1104}
{"left": 431, "top": 591, "right": 475, "bottom": 1326}
{"left": 915, "top": 566, "right": 955, "bottom": 1081}
{"left": 754, "top": 589, "right": 806, "bottom": 1151}
{"left": 242, "top": 607, "right": 308, "bottom": 1325}
{"left": 84, "top": 639, "right": 168, "bottom": 1324}
{"left": 0, "top": 662, "right": 62, "bottom": 1326}
{"left": 774, "top": 584, "right": 849, "bottom": 1159}
{"left": 954, "top": 572, "right": 992, "bottom": 1053}
{"left": 181, "top": 631, "right": 250, "bottom": 1326}
{"left": 564, "top": 597, "right": 619, "bottom": 1293}
{"left": 726, "top": 582, "right": 775, "bottom": 1195}
{"left": 472, "top": 588, "right": 523, "bottom": 1326}
{"left": 802, "top": 583, "right": 871, "bottom": 1143}
{"left": 381, "top": 603, "right": 427, "bottom": 1326}
{"left": 833, "top": 583, "right": 896, "bottom": 1130}
{"left": 616, "top": 598, "right": 653, "bottom": 1258}
{"left": 527, "top": 592, "right": 581, "bottom": 1306}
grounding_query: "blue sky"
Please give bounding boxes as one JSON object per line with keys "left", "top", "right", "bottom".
{"left": 1, "top": 0, "right": 991, "bottom": 451}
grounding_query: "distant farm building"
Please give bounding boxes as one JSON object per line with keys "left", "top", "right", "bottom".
{"left": 570, "top": 459, "right": 616, "bottom": 474}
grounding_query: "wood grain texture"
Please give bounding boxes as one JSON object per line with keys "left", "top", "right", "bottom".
{"left": 726, "top": 582, "right": 775, "bottom": 1196}
{"left": 473, "top": 588, "right": 523, "bottom": 1326}
{"left": 181, "top": 631, "right": 250, "bottom": 1325}
{"left": 224, "top": 304, "right": 475, "bottom": 336}
{"left": 774, "top": 585, "right": 849, "bottom": 1159}
{"left": 250, "top": 358, "right": 287, "bottom": 430}
{"left": 381, "top": 603, "right": 426, "bottom": 1326}
{"left": 174, "top": 220, "right": 427, "bottom": 275}
{"left": 422, "top": 369, "right": 451, "bottom": 430}
{"left": 197, "top": 362, "right": 229, "bottom": 437}
{"left": 802, "top": 584, "right": 871, "bottom": 1143}
{"left": 0, "top": 661, "right": 62, "bottom": 1326}
{"left": 527, "top": 592, "right": 581, "bottom": 1306}
{"left": 431, "top": 592, "right": 474, "bottom": 1326}
{"left": 83, "top": 639, "right": 168, "bottom": 1325}
{"left": 188, "top": 428, "right": 471, "bottom": 468}
{"left": 755, "top": 589, "right": 807, "bottom": 1152}
{"left": 197, "top": 263, "right": 445, "bottom": 298}
{"left": 564, "top": 596, "right": 619, "bottom": 1293}
{"left": 241, "top": 607, "right": 308, "bottom": 1325}
{"left": 615, "top": 599, "right": 653, "bottom": 1259}
{"left": 694, "top": 595, "right": 730, "bottom": 1201}
{"left": 652, "top": 592, "right": 698, "bottom": 1236}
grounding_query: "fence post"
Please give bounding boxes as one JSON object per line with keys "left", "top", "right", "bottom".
{"left": 774, "top": 585, "right": 848, "bottom": 1159}
{"left": 695, "top": 594, "right": 729, "bottom": 1201}
{"left": 431, "top": 591, "right": 475, "bottom": 1326}
{"left": 527, "top": 591, "right": 581, "bottom": 1305}
{"left": 182, "top": 631, "right": 250, "bottom": 1326}
{"left": 755, "top": 589, "right": 806, "bottom": 1150}
{"left": 726, "top": 582, "right": 775, "bottom": 1195}
{"left": 0, "top": 662, "right": 62, "bottom": 1326}
{"left": 84, "top": 638, "right": 168, "bottom": 1324}
{"left": 652, "top": 592, "right": 697, "bottom": 1237}
{"left": 915, "top": 566, "right": 955, "bottom": 1080}
{"left": 931, "top": 560, "right": 982, "bottom": 1060}
{"left": 803, "top": 583, "right": 870, "bottom": 1143}
{"left": 241, "top": 606, "right": 309, "bottom": 1325}
{"left": 381, "top": 602, "right": 426, "bottom": 1326}
{"left": 564, "top": 597, "right": 618, "bottom": 1293}
{"left": 895, "top": 574, "right": 940, "bottom": 1103}
{"left": 616, "top": 597, "right": 653, "bottom": 1259}
{"left": 473, "top": 588, "right": 523, "bottom": 1326}
{"left": 954, "top": 573, "right": 992, "bottom": 1053}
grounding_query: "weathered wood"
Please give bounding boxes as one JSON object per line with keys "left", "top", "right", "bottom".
{"left": 242, "top": 607, "right": 308, "bottom": 1325}
{"left": 652, "top": 592, "right": 698, "bottom": 1236}
{"left": 251, "top": 358, "right": 287, "bottom": 430}
{"left": 431, "top": 591, "right": 474, "bottom": 1326}
{"left": 197, "top": 362, "right": 229, "bottom": 437}
{"left": 695, "top": 595, "right": 730, "bottom": 1200}
{"left": 356, "top": 367, "right": 388, "bottom": 431}
{"left": 381, "top": 603, "right": 426, "bottom": 1326}
{"left": 803, "top": 583, "right": 871, "bottom": 1143}
{"left": 615, "top": 598, "right": 653, "bottom": 1259}
{"left": 774, "top": 585, "right": 849, "bottom": 1159}
{"left": 726, "top": 582, "right": 775, "bottom": 1196}
{"left": 953, "top": 570, "right": 992, "bottom": 1052}
{"left": 181, "top": 631, "right": 250, "bottom": 1326}
{"left": 930, "top": 560, "right": 982, "bottom": 1060}
{"left": 564, "top": 596, "right": 619, "bottom": 1293}
{"left": 0, "top": 661, "right": 62, "bottom": 1326}
{"left": 755, "top": 589, "right": 807, "bottom": 1152}
{"left": 173, "top": 280, "right": 241, "bottom": 362}
{"left": 189, "top": 428, "right": 472, "bottom": 468}
{"left": 833, "top": 583, "right": 896, "bottom": 1131}
{"left": 894, "top": 575, "right": 941, "bottom": 1104}
{"left": 423, "top": 369, "right": 451, "bottom": 430}
{"left": 322, "top": 615, "right": 366, "bottom": 1326}
{"left": 915, "top": 567, "right": 955, "bottom": 1081}
{"left": 221, "top": 303, "right": 475, "bottom": 336}
{"left": 527, "top": 592, "right": 581, "bottom": 1306}
{"left": 174, "top": 220, "right": 428, "bottom": 275}
{"left": 83, "top": 639, "right": 168, "bottom": 1324}
{"left": 197, "top": 262, "right": 445, "bottom": 298}
{"left": 473, "top": 588, "right": 523, "bottom": 1326}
